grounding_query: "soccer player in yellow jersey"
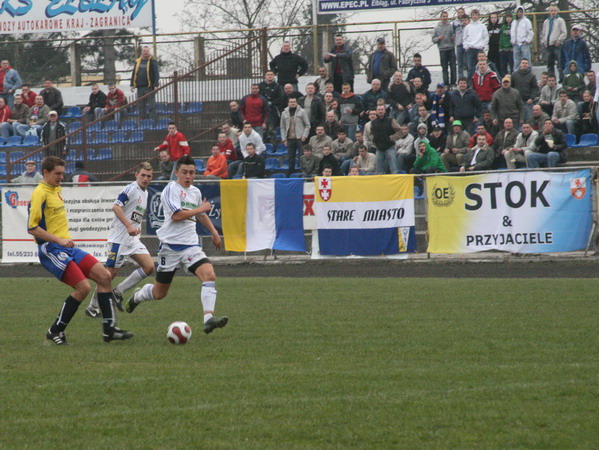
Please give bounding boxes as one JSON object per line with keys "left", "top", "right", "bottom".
{"left": 28, "top": 156, "right": 133, "bottom": 344}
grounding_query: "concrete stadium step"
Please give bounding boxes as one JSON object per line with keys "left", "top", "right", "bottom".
{"left": 565, "top": 145, "right": 599, "bottom": 162}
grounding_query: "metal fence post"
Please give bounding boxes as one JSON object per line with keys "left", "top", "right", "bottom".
{"left": 260, "top": 28, "right": 268, "bottom": 76}
{"left": 173, "top": 70, "right": 179, "bottom": 125}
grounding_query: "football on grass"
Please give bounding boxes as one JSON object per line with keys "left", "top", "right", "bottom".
{"left": 167, "top": 321, "right": 192, "bottom": 344}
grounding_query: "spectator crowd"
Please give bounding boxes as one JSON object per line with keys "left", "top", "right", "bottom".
{"left": 207, "top": 4, "right": 596, "bottom": 179}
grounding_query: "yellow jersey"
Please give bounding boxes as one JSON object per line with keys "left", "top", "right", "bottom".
{"left": 28, "top": 182, "right": 71, "bottom": 245}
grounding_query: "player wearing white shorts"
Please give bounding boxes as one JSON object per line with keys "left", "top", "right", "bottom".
{"left": 86, "top": 162, "right": 155, "bottom": 317}
{"left": 124, "top": 155, "right": 228, "bottom": 334}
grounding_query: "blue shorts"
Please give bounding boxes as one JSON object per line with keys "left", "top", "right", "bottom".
{"left": 38, "top": 242, "right": 90, "bottom": 281}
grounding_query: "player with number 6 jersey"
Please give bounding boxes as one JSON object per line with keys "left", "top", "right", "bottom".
{"left": 125, "top": 155, "right": 228, "bottom": 335}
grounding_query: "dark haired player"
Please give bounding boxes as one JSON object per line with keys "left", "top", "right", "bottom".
{"left": 125, "top": 156, "right": 228, "bottom": 334}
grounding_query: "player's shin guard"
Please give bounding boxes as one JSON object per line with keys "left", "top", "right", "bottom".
{"left": 117, "top": 267, "right": 148, "bottom": 294}
{"left": 50, "top": 295, "right": 80, "bottom": 333}
{"left": 97, "top": 292, "right": 116, "bottom": 334}
{"left": 201, "top": 281, "right": 217, "bottom": 323}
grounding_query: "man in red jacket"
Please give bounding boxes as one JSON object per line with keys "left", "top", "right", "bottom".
{"left": 20, "top": 84, "right": 37, "bottom": 107}
{"left": 216, "top": 132, "right": 236, "bottom": 162}
{"left": 154, "top": 122, "right": 190, "bottom": 179}
{"left": 472, "top": 60, "right": 500, "bottom": 112}
{"left": 101, "top": 83, "right": 126, "bottom": 122}
{"left": 239, "top": 84, "right": 269, "bottom": 138}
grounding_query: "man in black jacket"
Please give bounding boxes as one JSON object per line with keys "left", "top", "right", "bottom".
{"left": 40, "top": 80, "right": 64, "bottom": 116}
{"left": 371, "top": 104, "right": 402, "bottom": 174}
{"left": 82, "top": 84, "right": 107, "bottom": 121}
{"left": 259, "top": 71, "right": 284, "bottom": 143}
{"left": 528, "top": 119, "right": 567, "bottom": 168}
{"left": 269, "top": 42, "right": 308, "bottom": 92}
{"left": 41, "top": 110, "right": 66, "bottom": 158}
{"left": 448, "top": 77, "right": 482, "bottom": 134}
{"left": 242, "top": 143, "right": 265, "bottom": 178}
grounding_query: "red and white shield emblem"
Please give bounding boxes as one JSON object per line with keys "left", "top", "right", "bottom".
{"left": 318, "top": 177, "right": 332, "bottom": 201}
{"left": 570, "top": 177, "right": 586, "bottom": 200}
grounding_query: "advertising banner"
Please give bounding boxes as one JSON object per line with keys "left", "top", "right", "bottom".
{"left": 319, "top": 0, "right": 500, "bottom": 14}
{"left": 426, "top": 170, "right": 593, "bottom": 254}
{"left": 0, "top": 0, "right": 153, "bottom": 34}
{"left": 2, "top": 185, "right": 121, "bottom": 263}
{"left": 314, "top": 175, "right": 416, "bottom": 256}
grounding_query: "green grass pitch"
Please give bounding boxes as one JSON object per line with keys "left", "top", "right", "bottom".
{"left": 1, "top": 276, "right": 598, "bottom": 448}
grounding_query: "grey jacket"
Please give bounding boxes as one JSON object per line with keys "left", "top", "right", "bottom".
{"left": 324, "top": 43, "right": 354, "bottom": 82}
{"left": 491, "top": 87, "right": 525, "bottom": 123}
{"left": 280, "top": 105, "right": 310, "bottom": 141}
{"left": 432, "top": 21, "right": 455, "bottom": 51}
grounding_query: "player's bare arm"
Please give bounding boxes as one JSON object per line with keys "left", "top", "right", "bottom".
{"left": 28, "top": 226, "right": 74, "bottom": 248}
{"left": 197, "top": 213, "right": 221, "bottom": 250}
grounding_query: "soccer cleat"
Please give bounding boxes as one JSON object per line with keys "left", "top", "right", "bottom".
{"left": 46, "top": 329, "right": 68, "bottom": 345}
{"left": 103, "top": 327, "right": 134, "bottom": 343}
{"left": 203, "top": 316, "right": 228, "bottom": 334}
{"left": 85, "top": 305, "right": 101, "bottom": 319}
{"left": 112, "top": 288, "right": 124, "bottom": 312}
{"left": 125, "top": 289, "right": 140, "bottom": 314}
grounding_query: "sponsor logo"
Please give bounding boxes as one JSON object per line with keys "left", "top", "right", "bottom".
{"left": 4, "top": 190, "right": 30, "bottom": 208}
{"left": 430, "top": 183, "right": 455, "bottom": 207}
{"left": 148, "top": 192, "right": 165, "bottom": 228}
{"left": 318, "top": 178, "right": 332, "bottom": 201}
{"left": 570, "top": 177, "right": 586, "bottom": 200}
{"left": 58, "top": 252, "right": 69, "bottom": 261}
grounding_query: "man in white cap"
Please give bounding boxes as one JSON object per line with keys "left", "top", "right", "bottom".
{"left": 11, "top": 159, "right": 42, "bottom": 184}
{"left": 41, "top": 110, "right": 67, "bottom": 157}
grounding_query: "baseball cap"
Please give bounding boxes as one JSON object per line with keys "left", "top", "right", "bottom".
{"left": 49, "top": 110, "right": 58, "bottom": 116}
{"left": 436, "top": 82, "right": 445, "bottom": 88}
{"left": 376, "top": 37, "right": 385, "bottom": 44}
{"left": 571, "top": 25, "right": 581, "bottom": 30}
{"left": 25, "top": 160, "right": 36, "bottom": 165}
{"left": 452, "top": 120, "right": 463, "bottom": 127}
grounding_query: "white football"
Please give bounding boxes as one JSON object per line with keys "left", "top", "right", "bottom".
{"left": 167, "top": 321, "right": 192, "bottom": 344}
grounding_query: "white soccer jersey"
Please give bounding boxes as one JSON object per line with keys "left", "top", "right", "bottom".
{"left": 107, "top": 181, "right": 148, "bottom": 245}
{"left": 156, "top": 181, "right": 202, "bottom": 246}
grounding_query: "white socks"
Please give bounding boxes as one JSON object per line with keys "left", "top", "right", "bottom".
{"left": 117, "top": 267, "right": 148, "bottom": 294}
{"left": 201, "top": 281, "right": 217, "bottom": 323}
{"left": 134, "top": 283, "right": 155, "bottom": 303}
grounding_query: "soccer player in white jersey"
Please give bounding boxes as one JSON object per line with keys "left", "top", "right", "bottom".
{"left": 125, "top": 155, "right": 228, "bottom": 334}
{"left": 86, "top": 162, "right": 155, "bottom": 317}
